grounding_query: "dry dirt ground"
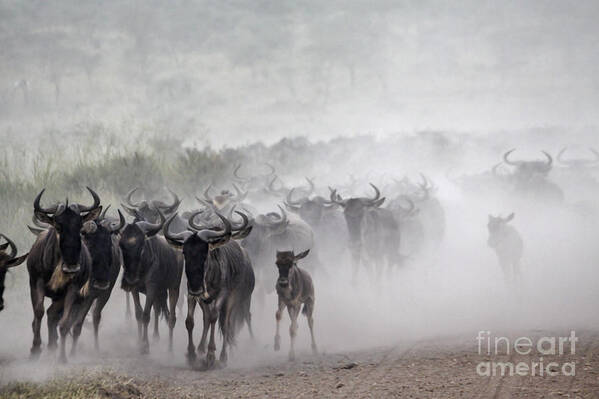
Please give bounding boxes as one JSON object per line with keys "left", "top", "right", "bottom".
{"left": 0, "top": 330, "right": 597, "bottom": 398}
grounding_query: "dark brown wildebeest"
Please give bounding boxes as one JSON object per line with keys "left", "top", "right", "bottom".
{"left": 163, "top": 211, "right": 254, "bottom": 367}
{"left": 69, "top": 209, "right": 125, "bottom": 355}
{"left": 487, "top": 213, "right": 524, "bottom": 284}
{"left": 121, "top": 187, "right": 181, "bottom": 223}
{"left": 330, "top": 183, "right": 401, "bottom": 282}
{"left": 119, "top": 211, "right": 183, "bottom": 354}
{"left": 28, "top": 187, "right": 102, "bottom": 362}
{"left": 274, "top": 249, "right": 317, "bottom": 361}
{"left": 0, "top": 234, "right": 28, "bottom": 312}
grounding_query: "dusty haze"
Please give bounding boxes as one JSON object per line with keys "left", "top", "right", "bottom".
{"left": 0, "top": 0, "right": 598, "bottom": 395}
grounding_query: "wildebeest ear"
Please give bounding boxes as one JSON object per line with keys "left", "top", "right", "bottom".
{"left": 504, "top": 213, "right": 515, "bottom": 223}
{"left": 27, "top": 225, "right": 44, "bottom": 236}
{"left": 82, "top": 206, "right": 103, "bottom": 224}
{"left": 5, "top": 253, "right": 28, "bottom": 268}
{"left": 294, "top": 249, "right": 310, "bottom": 261}
{"left": 34, "top": 211, "right": 54, "bottom": 226}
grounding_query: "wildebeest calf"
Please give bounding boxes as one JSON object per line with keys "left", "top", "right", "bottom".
{"left": 274, "top": 250, "right": 317, "bottom": 361}
{"left": 487, "top": 213, "right": 523, "bottom": 284}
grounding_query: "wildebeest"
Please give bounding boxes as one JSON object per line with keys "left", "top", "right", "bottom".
{"left": 274, "top": 250, "right": 317, "bottom": 361}
{"left": 330, "top": 183, "right": 401, "bottom": 282}
{"left": 0, "top": 234, "right": 28, "bottom": 312}
{"left": 163, "top": 211, "right": 255, "bottom": 367}
{"left": 27, "top": 187, "right": 102, "bottom": 362}
{"left": 119, "top": 210, "right": 183, "bottom": 354}
{"left": 500, "top": 149, "right": 564, "bottom": 203}
{"left": 69, "top": 209, "right": 125, "bottom": 355}
{"left": 121, "top": 187, "right": 181, "bottom": 223}
{"left": 487, "top": 213, "right": 524, "bottom": 284}
{"left": 242, "top": 206, "right": 314, "bottom": 295}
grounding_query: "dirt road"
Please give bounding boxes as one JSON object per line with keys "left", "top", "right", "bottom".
{"left": 1, "top": 330, "right": 597, "bottom": 398}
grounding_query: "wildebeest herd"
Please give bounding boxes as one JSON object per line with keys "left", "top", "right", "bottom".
{"left": 0, "top": 148, "right": 595, "bottom": 367}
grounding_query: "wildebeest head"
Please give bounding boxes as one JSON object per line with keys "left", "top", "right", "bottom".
{"left": 329, "top": 183, "right": 385, "bottom": 243}
{"left": 275, "top": 249, "right": 309, "bottom": 289}
{"left": 122, "top": 187, "right": 181, "bottom": 223}
{"left": 285, "top": 186, "right": 336, "bottom": 227}
{"left": 81, "top": 209, "right": 125, "bottom": 291}
{"left": 163, "top": 211, "right": 247, "bottom": 299}
{"left": 0, "top": 234, "right": 28, "bottom": 312}
{"left": 202, "top": 183, "right": 247, "bottom": 211}
{"left": 34, "top": 187, "right": 102, "bottom": 273}
{"left": 242, "top": 206, "right": 289, "bottom": 257}
{"left": 487, "top": 213, "right": 515, "bottom": 235}
{"left": 119, "top": 210, "right": 165, "bottom": 288}
{"left": 502, "top": 149, "right": 553, "bottom": 181}
{"left": 232, "top": 163, "right": 276, "bottom": 191}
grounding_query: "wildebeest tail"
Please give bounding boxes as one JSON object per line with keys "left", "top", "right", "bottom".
{"left": 156, "top": 292, "right": 170, "bottom": 320}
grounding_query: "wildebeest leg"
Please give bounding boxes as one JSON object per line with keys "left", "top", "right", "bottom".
{"left": 30, "top": 278, "right": 45, "bottom": 358}
{"left": 274, "top": 297, "right": 286, "bottom": 352}
{"left": 140, "top": 286, "right": 157, "bottom": 354}
{"left": 185, "top": 296, "right": 197, "bottom": 362}
{"left": 197, "top": 301, "right": 210, "bottom": 354}
{"left": 304, "top": 300, "right": 318, "bottom": 355}
{"left": 167, "top": 287, "right": 179, "bottom": 353}
{"left": 205, "top": 305, "right": 218, "bottom": 367}
{"left": 131, "top": 290, "right": 143, "bottom": 341}
{"left": 46, "top": 298, "right": 63, "bottom": 352}
{"left": 71, "top": 296, "right": 95, "bottom": 357}
{"left": 93, "top": 292, "right": 111, "bottom": 351}
{"left": 287, "top": 304, "right": 300, "bottom": 361}
{"left": 153, "top": 305, "right": 160, "bottom": 341}
{"left": 220, "top": 298, "right": 234, "bottom": 365}
{"left": 58, "top": 286, "right": 78, "bottom": 363}
{"left": 125, "top": 291, "right": 132, "bottom": 320}
{"left": 245, "top": 298, "right": 254, "bottom": 340}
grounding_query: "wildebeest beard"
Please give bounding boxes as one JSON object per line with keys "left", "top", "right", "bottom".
{"left": 82, "top": 222, "right": 113, "bottom": 290}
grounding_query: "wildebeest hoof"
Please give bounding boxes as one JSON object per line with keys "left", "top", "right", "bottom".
{"left": 47, "top": 342, "right": 57, "bottom": 351}
{"left": 312, "top": 345, "right": 318, "bottom": 355}
{"left": 197, "top": 345, "right": 206, "bottom": 354}
{"left": 205, "top": 351, "right": 216, "bottom": 368}
{"left": 30, "top": 347, "right": 42, "bottom": 359}
{"left": 186, "top": 351, "right": 196, "bottom": 365}
{"left": 219, "top": 351, "right": 228, "bottom": 365}
{"left": 274, "top": 336, "right": 281, "bottom": 351}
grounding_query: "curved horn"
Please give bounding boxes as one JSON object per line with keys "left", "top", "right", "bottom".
{"left": 27, "top": 225, "right": 44, "bottom": 236}
{"left": 197, "top": 213, "right": 232, "bottom": 244}
{"left": 304, "top": 177, "right": 315, "bottom": 196}
{"left": 135, "top": 208, "right": 165, "bottom": 237}
{"left": 329, "top": 187, "right": 346, "bottom": 206}
{"left": 233, "top": 164, "right": 248, "bottom": 181}
{"left": 33, "top": 189, "right": 58, "bottom": 214}
{"left": 188, "top": 210, "right": 212, "bottom": 231}
{"left": 32, "top": 214, "right": 50, "bottom": 228}
{"left": 231, "top": 210, "right": 250, "bottom": 232}
{"left": 541, "top": 151, "right": 553, "bottom": 171}
{"left": 286, "top": 188, "right": 304, "bottom": 207}
{"left": 107, "top": 210, "right": 126, "bottom": 233}
{"left": 0, "top": 234, "right": 17, "bottom": 258}
{"left": 503, "top": 148, "right": 520, "bottom": 166}
{"left": 153, "top": 188, "right": 181, "bottom": 214}
{"left": 366, "top": 183, "right": 381, "bottom": 203}
{"left": 203, "top": 184, "right": 214, "bottom": 202}
{"left": 77, "top": 187, "right": 101, "bottom": 213}
{"left": 163, "top": 213, "right": 193, "bottom": 245}
{"left": 232, "top": 183, "right": 247, "bottom": 202}
{"left": 125, "top": 187, "right": 142, "bottom": 208}
{"left": 99, "top": 204, "right": 111, "bottom": 221}
{"left": 557, "top": 147, "right": 569, "bottom": 165}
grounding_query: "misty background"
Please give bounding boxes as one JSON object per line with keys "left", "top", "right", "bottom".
{"left": 1, "top": 0, "right": 599, "bottom": 383}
